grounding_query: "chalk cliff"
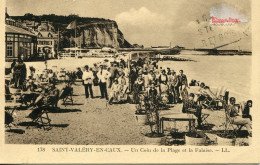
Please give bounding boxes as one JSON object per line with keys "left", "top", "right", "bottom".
{"left": 62, "top": 21, "right": 131, "bottom": 48}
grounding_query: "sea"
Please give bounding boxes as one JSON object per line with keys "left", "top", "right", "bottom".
{"left": 158, "top": 53, "right": 252, "bottom": 102}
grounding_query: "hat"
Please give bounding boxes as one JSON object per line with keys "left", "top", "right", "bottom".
{"left": 138, "top": 70, "right": 143, "bottom": 75}
{"left": 230, "top": 97, "right": 236, "bottom": 102}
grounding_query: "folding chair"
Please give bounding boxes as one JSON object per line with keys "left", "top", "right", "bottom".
{"left": 5, "top": 85, "right": 22, "bottom": 129}
{"left": 200, "top": 91, "right": 223, "bottom": 110}
{"left": 5, "top": 111, "right": 14, "bottom": 129}
{"left": 27, "top": 106, "right": 52, "bottom": 130}
{"left": 59, "top": 69, "right": 67, "bottom": 82}
{"left": 201, "top": 113, "right": 210, "bottom": 125}
{"left": 59, "top": 85, "right": 73, "bottom": 105}
{"left": 224, "top": 106, "right": 245, "bottom": 137}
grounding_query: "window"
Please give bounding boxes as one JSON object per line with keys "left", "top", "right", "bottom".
{"left": 6, "top": 42, "right": 13, "bottom": 57}
{"left": 48, "top": 33, "right": 53, "bottom": 38}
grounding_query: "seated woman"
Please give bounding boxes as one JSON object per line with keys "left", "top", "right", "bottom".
{"left": 48, "top": 69, "right": 57, "bottom": 84}
{"left": 47, "top": 83, "right": 60, "bottom": 108}
{"left": 132, "top": 75, "right": 144, "bottom": 104}
{"left": 228, "top": 97, "right": 252, "bottom": 136}
{"left": 118, "top": 72, "right": 127, "bottom": 91}
{"left": 242, "top": 100, "right": 252, "bottom": 121}
{"left": 182, "top": 93, "right": 202, "bottom": 128}
{"left": 28, "top": 66, "right": 37, "bottom": 80}
{"left": 148, "top": 83, "right": 158, "bottom": 100}
{"left": 134, "top": 74, "right": 144, "bottom": 91}
{"left": 189, "top": 79, "right": 197, "bottom": 86}
{"left": 108, "top": 79, "right": 120, "bottom": 104}
{"left": 198, "top": 82, "right": 207, "bottom": 94}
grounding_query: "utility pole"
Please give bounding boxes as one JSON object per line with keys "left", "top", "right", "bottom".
{"left": 57, "top": 28, "right": 60, "bottom": 58}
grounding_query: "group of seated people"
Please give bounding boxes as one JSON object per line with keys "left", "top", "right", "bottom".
{"left": 227, "top": 97, "right": 252, "bottom": 136}
{"left": 6, "top": 65, "right": 62, "bottom": 108}
{"left": 181, "top": 88, "right": 252, "bottom": 136}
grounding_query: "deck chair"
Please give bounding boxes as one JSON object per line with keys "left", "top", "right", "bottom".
{"left": 201, "top": 113, "right": 210, "bottom": 125}
{"left": 26, "top": 91, "right": 54, "bottom": 130}
{"left": 59, "top": 85, "right": 73, "bottom": 105}
{"left": 6, "top": 85, "right": 22, "bottom": 103}
{"left": 5, "top": 84, "right": 23, "bottom": 128}
{"left": 27, "top": 106, "right": 52, "bottom": 130}
{"left": 201, "top": 89, "right": 224, "bottom": 110}
{"left": 59, "top": 69, "right": 67, "bottom": 82}
{"left": 5, "top": 111, "right": 14, "bottom": 129}
{"left": 224, "top": 105, "right": 245, "bottom": 137}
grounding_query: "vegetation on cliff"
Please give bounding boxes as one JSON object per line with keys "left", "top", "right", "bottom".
{"left": 11, "top": 13, "right": 131, "bottom": 48}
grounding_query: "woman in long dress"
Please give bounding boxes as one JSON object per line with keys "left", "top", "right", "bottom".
{"left": 108, "top": 79, "right": 120, "bottom": 104}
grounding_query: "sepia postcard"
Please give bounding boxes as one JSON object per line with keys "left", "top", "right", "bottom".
{"left": 0, "top": 0, "right": 260, "bottom": 164}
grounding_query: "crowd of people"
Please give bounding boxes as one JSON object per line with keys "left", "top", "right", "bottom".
{"left": 5, "top": 56, "right": 253, "bottom": 136}
{"left": 55, "top": 57, "right": 253, "bottom": 135}
{"left": 77, "top": 57, "right": 191, "bottom": 106}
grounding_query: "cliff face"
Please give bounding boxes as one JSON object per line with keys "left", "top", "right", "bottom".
{"left": 10, "top": 14, "right": 131, "bottom": 48}
{"left": 63, "top": 22, "right": 131, "bottom": 48}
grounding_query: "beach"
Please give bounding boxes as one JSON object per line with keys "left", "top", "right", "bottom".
{"left": 5, "top": 81, "right": 250, "bottom": 145}
{"left": 5, "top": 55, "right": 252, "bottom": 145}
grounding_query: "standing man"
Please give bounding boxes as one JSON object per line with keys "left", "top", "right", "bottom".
{"left": 19, "top": 59, "right": 27, "bottom": 88}
{"left": 10, "top": 59, "right": 16, "bottom": 85}
{"left": 76, "top": 67, "right": 83, "bottom": 79}
{"left": 109, "top": 63, "right": 118, "bottom": 88}
{"left": 169, "top": 70, "right": 180, "bottom": 104}
{"left": 172, "top": 71, "right": 180, "bottom": 103}
{"left": 97, "top": 65, "right": 110, "bottom": 100}
{"left": 82, "top": 65, "right": 94, "bottom": 98}
{"left": 13, "top": 60, "right": 20, "bottom": 88}
{"left": 129, "top": 65, "right": 138, "bottom": 93}
{"left": 167, "top": 67, "right": 171, "bottom": 75}
{"left": 177, "top": 70, "right": 188, "bottom": 98}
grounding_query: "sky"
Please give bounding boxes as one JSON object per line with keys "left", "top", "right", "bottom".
{"left": 5, "top": 0, "right": 251, "bottom": 50}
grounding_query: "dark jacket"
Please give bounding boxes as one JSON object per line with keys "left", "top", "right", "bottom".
{"left": 159, "top": 74, "right": 168, "bottom": 84}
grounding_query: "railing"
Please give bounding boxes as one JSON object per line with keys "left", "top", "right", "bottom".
{"left": 58, "top": 52, "right": 77, "bottom": 59}
{"left": 58, "top": 52, "right": 115, "bottom": 59}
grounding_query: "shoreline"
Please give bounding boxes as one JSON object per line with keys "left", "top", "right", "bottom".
{"left": 5, "top": 55, "right": 251, "bottom": 102}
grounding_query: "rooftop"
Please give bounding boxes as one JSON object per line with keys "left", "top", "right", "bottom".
{"left": 6, "top": 24, "right": 36, "bottom": 36}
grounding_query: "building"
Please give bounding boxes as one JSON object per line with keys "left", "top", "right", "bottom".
{"left": 35, "top": 31, "right": 58, "bottom": 59}
{"left": 37, "top": 21, "right": 55, "bottom": 32}
{"left": 5, "top": 22, "right": 37, "bottom": 62}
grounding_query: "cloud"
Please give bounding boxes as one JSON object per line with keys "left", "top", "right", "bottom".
{"left": 114, "top": 2, "right": 251, "bottom": 50}
{"left": 115, "top": 7, "right": 173, "bottom": 46}
{"left": 115, "top": 7, "right": 169, "bottom": 28}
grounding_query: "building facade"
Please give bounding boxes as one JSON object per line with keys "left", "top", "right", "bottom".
{"left": 5, "top": 22, "right": 37, "bottom": 62}
{"left": 36, "top": 31, "right": 58, "bottom": 59}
